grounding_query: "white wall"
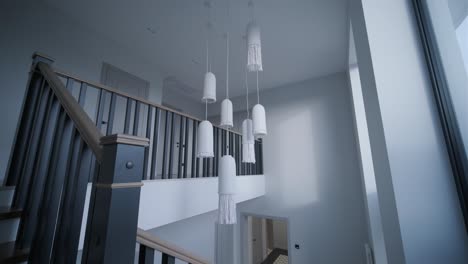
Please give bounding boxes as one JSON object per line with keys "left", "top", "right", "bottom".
{"left": 350, "top": 0, "right": 468, "bottom": 263}
{"left": 235, "top": 73, "right": 369, "bottom": 264}
{"left": 162, "top": 81, "right": 205, "bottom": 120}
{"left": 0, "top": 0, "right": 164, "bottom": 184}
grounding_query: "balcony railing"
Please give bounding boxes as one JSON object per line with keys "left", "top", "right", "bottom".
{"left": 54, "top": 69, "right": 264, "bottom": 180}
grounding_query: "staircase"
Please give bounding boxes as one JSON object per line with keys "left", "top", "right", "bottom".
{"left": 0, "top": 53, "right": 264, "bottom": 263}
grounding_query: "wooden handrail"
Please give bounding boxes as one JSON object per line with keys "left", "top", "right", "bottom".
{"left": 136, "top": 228, "right": 210, "bottom": 264}
{"left": 53, "top": 68, "right": 244, "bottom": 136}
{"left": 37, "top": 62, "right": 104, "bottom": 161}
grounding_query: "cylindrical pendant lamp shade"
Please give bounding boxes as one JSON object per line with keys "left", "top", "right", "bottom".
{"left": 247, "top": 21, "right": 263, "bottom": 72}
{"left": 242, "top": 119, "right": 256, "bottom": 163}
{"left": 218, "top": 155, "right": 237, "bottom": 224}
{"left": 252, "top": 104, "right": 267, "bottom": 136}
{"left": 220, "top": 99, "right": 234, "bottom": 128}
{"left": 197, "top": 120, "right": 214, "bottom": 158}
{"left": 202, "top": 72, "right": 216, "bottom": 103}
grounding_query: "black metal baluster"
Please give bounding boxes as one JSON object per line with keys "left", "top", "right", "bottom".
{"left": 162, "top": 253, "right": 175, "bottom": 264}
{"left": 143, "top": 106, "right": 153, "bottom": 180}
{"left": 16, "top": 94, "right": 59, "bottom": 249}
{"left": 177, "top": 115, "right": 184, "bottom": 178}
{"left": 191, "top": 120, "right": 198, "bottom": 178}
{"left": 240, "top": 142, "right": 245, "bottom": 176}
{"left": 5, "top": 75, "right": 44, "bottom": 186}
{"left": 133, "top": 101, "right": 141, "bottom": 136}
{"left": 87, "top": 88, "right": 105, "bottom": 183}
{"left": 162, "top": 111, "right": 170, "bottom": 179}
{"left": 30, "top": 113, "right": 76, "bottom": 263}
{"left": 213, "top": 128, "right": 218, "bottom": 176}
{"left": 151, "top": 108, "right": 161, "bottom": 179}
{"left": 229, "top": 131, "right": 234, "bottom": 156}
{"left": 13, "top": 87, "right": 52, "bottom": 211}
{"left": 236, "top": 135, "right": 241, "bottom": 175}
{"left": 52, "top": 136, "right": 83, "bottom": 263}
{"left": 183, "top": 117, "right": 190, "bottom": 178}
{"left": 106, "top": 93, "right": 117, "bottom": 135}
{"left": 139, "top": 245, "right": 155, "bottom": 264}
{"left": 124, "top": 98, "right": 133, "bottom": 134}
{"left": 221, "top": 130, "right": 225, "bottom": 156}
{"left": 78, "top": 82, "right": 88, "bottom": 107}
{"left": 95, "top": 90, "right": 106, "bottom": 129}
{"left": 259, "top": 139, "right": 264, "bottom": 174}
{"left": 53, "top": 143, "right": 95, "bottom": 263}
{"left": 195, "top": 121, "right": 200, "bottom": 178}
{"left": 168, "top": 112, "right": 175, "bottom": 179}
{"left": 65, "top": 78, "right": 74, "bottom": 91}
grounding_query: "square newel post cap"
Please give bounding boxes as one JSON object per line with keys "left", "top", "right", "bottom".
{"left": 32, "top": 52, "right": 55, "bottom": 66}
{"left": 100, "top": 134, "right": 150, "bottom": 147}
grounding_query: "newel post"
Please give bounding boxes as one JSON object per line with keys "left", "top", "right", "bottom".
{"left": 82, "top": 134, "right": 149, "bottom": 264}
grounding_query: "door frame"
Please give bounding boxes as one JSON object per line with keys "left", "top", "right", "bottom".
{"left": 240, "top": 212, "right": 292, "bottom": 264}
{"left": 100, "top": 62, "right": 150, "bottom": 99}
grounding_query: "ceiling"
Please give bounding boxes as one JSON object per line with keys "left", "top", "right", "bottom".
{"left": 44, "top": 0, "right": 350, "bottom": 99}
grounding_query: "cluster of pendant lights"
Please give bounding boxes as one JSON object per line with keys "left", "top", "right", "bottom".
{"left": 197, "top": 0, "right": 266, "bottom": 225}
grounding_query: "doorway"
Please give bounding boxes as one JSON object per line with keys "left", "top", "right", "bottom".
{"left": 244, "top": 214, "right": 289, "bottom": 264}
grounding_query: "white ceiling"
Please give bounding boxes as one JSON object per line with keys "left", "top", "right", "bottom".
{"left": 44, "top": 0, "right": 350, "bottom": 99}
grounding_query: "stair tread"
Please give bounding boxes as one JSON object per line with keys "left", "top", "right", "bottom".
{"left": 0, "top": 242, "right": 29, "bottom": 263}
{"left": 0, "top": 207, "right": 22, "bottom": 220}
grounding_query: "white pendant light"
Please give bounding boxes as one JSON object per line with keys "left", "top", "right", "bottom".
{"left": 220, "top": 32, "right": 234, "bottom": 129}
{"left": 247, "top": 21, "right": 263, "bottom": 72}
{"left": 242, "top": 119, "right": 256, "bottom": 163}
{"left": 218, "top": 155, "right": 237, "bottom": 224}
{"left": 246, "top": 1, "right": 263, "bottom": 72}
{"left": 242, "top": 68, "right": 255, "bottom": 163}
{"left": 252, "top": 71, "right": 267, "bottom": 136}
{"left": 252, "top": 104, "right": 267, "bottom": 136}
{"left": 197, "top": 120, "right": 214, "bottom": 158}
{"left": 220, "top": 99, "right": 233, "bottom": 128}
{"left": 203, "top": 72, "right": 216, "bottom": 103}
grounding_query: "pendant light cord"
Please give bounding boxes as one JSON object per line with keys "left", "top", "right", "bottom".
{"left": 248, "top": 0, "right": 255, "bottom": 21}
{"left": 245, "top": 68, "right": 250, "bottom": 118}
{"left": 205, "top": 100, "right": 208, "bottom": 120}
{"left": 205, "top": 1, "right": 211, "bottom": 73}
{"left": 226, "top": 33, "right": 230, "bottom": 99}
{"left": 256, "top": 70, "right": 260, "bottom": 104}
{"left": 206, "top": 39, "right": 209, "bottom": 73}
{"left": 226, "top": 0, "right": 230, "bottom": 99}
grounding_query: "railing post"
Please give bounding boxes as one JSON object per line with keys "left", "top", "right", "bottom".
{"left": 32, "top": 52, "right": 55, "bottom": 68}
{"left": 82, "top": 134, "right": 149, "bottom": 264}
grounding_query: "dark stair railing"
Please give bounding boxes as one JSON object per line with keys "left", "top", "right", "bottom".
{"left": 4, "top": 53, "right": 149, "bottom": 263}
{"left": 53, "top": 69, "right": 264, "bottom": 179}
{"left": 2, "top": 52, "right": 264, "bottom": 263}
